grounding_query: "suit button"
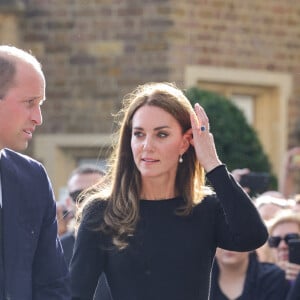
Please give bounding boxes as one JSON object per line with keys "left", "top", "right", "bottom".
{"left": 145, "top": 269, "right": 151, "bottom": 275}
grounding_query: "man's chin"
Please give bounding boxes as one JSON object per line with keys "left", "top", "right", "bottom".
{"left": 8, "top": 142, "right": 29, "bottom": 152}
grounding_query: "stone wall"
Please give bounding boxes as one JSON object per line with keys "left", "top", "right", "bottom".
{"left": 17, "top": 0, "right": 299, "bottom": 142}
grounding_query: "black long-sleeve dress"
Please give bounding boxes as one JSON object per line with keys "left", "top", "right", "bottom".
{"left": 71, "top": 165, "right": 268, "bottom": 300}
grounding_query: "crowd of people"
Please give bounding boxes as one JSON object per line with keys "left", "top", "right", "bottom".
{"left": 0, "top": 44, "right": 299, "bottom": 299}
{"left": 211, "top": 170, "right": 300, "bottom": 300}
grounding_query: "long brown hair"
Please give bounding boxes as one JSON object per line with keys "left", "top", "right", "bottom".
{"left": 80, "top": 82, "right": 210, "bottom": 249}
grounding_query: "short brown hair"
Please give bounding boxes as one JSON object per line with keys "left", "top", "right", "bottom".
{"left": 0, "top": 45, "right": 43, "bottom": 99}
{"left": 0, "top": 55, "right": 16, "bottom": 98}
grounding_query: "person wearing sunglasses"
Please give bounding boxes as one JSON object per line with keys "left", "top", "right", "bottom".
{"left": 60, "top": 164, "right": 106, "bottom": 266}
{"left": 56, "top": 166, "right": 104, "bottom": 238}
{"left": 60, "top": 164, "right": 112, "bottom": 300}
{"left": 267, "top": 209, "right": 300, "bottom": 282}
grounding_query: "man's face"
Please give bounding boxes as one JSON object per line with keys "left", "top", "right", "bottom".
{"left": 0, "top": 61, "right": 45, "bottom": 151}
{"left": 67, "top": 172, "right": 103, "bottom": 208}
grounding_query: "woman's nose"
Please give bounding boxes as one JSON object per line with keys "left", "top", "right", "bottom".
{"left": 143, "top": 136, "right": 154, "bottom": 150}
{"left": 278, "top": 239, "right": 288, "bottom": 249}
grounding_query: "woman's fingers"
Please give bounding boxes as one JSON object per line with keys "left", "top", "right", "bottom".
{"left": 194, "top": 103, "right": 209, "bottom": 132}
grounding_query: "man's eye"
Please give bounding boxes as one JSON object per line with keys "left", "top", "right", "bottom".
{"left": 25, "top": 99, "right": 35, "bottom": 106}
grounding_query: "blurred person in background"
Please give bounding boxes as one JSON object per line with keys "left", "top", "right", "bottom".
{"left": 267, "top": 210, "right": 300, "bottom": 282}
{"left": 280, "top": 146, "right": 300, "bottom": 198}
{"left": 254, "top": 194, "right": 290, "bottom": 263}
{"left": 60, "top": 164, "right": 112, "bottom": 300}
{"left": 255, "top": 194, "right": 290, "bottom": 222}
{"left": 231, "top": 168, "right": 271, "bottom": 198}
{"left": 292, "top": 194, "right": 300, "bottom": 213}
{"left": 60, "top": 164, "right": 105, "bottom": 265}
{"left": 57, "top": 201, "right": 74, "bottom": 237}
{"left": 210, "top": 248, "right": 289, "bottom": 300}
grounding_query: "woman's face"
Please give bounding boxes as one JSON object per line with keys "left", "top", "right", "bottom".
{"left": 131, "top": 105, "right": 189, "bottom": 182}
{"left": 270, "top": 221, "right": 300, "bottom": 263}
{"left": 215, "top": 248, "right": 249, "bottom": 269}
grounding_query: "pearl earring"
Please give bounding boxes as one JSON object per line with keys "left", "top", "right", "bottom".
{"left": 179, "top": 155, "right": 183, "bottom": 163}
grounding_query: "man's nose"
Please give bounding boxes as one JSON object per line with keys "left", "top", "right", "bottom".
{"left": 32, "top": 105, "right": 43, "bottom": 126}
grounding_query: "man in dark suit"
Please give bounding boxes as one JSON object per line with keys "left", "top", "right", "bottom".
{"left": 60, "top": 165, "right": 105, "bottom": 266}
{"left": 0, "top": 45, "right": 70, "bottom": 299}
{"left": 60, "top": 165, "right": 113, "bottom": 300}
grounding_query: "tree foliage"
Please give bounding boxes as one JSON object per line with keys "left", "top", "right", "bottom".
{"left": 185, "top": 87, "right": 274, "bottom": 185}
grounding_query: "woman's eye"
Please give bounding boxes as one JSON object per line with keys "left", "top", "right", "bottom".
{"left": 158, "top": 132, "right": 168, "bottom": 138}
{"left": 133, "top": 131, "right": 144, "bottom": 137}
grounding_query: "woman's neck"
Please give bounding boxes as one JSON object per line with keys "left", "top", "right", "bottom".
{"left": 140, "top": 177, "right": 177, "bottom": 200}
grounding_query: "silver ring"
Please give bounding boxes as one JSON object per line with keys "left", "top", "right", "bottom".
{"left": 200, "top": 125, "right": 206, "bottom": 132}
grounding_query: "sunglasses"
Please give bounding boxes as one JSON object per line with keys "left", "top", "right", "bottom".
{"left": 268, "top": 233, "right": 300, "bottom": 248}
{"left": 69, "top": 189, "right": 84, "bottom": 203}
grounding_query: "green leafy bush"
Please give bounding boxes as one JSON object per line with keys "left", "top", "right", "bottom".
{"left": 185, "top": 87, "right": 276, "bottom": 190}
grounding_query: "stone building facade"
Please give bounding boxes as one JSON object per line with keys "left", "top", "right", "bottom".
{"left": 0, "top": 0, "right": 299, "bottom": 197}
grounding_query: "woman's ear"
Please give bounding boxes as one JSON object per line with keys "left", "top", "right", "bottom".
{"left": 182, "top": 128, "right": 193, "bottom": 152}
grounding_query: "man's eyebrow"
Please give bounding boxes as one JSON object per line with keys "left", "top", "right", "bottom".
{"left": 26, "top": 96, "right": 44, "bottom": 102}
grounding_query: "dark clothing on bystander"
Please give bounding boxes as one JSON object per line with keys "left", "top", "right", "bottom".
{"left": 210, "top": 252, "right": 290, "bottom": 300}
{"left": 286, "top": 272, "right": 300, "bottom": 300}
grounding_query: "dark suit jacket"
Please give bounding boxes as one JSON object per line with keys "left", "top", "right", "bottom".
{"left": 60, "top": 232, "right": 75, "bottom": 267}
{"left": 0, "top": 148, "right": 70, "bottom": 299}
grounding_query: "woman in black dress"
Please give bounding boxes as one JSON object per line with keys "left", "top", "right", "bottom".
{"left": 71, "top": 82, "right": 268, "bottom": 300}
